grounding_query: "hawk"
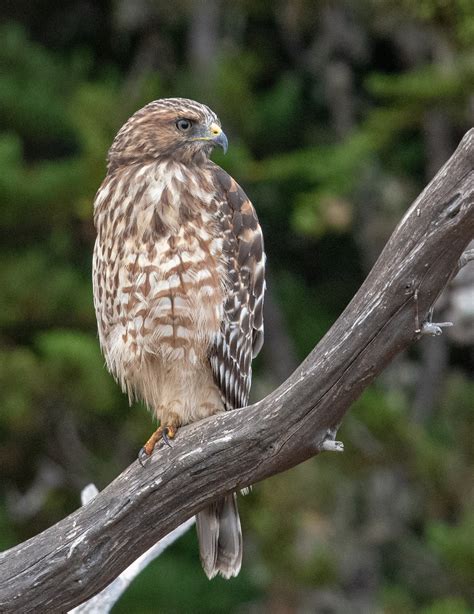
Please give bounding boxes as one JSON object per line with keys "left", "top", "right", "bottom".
{"left": 92, "top": 98, "right": 265, "bottom": 579}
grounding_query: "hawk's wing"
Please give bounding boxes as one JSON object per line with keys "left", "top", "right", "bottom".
{"left": 210, "top": 166, "right": 265, "bottom": 411}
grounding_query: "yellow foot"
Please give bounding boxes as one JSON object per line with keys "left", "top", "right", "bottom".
{"left": 138, "top": 425, "right": 178, "bottom": 467}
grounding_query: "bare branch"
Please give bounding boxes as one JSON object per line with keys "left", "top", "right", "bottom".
{"left": 0, "top": 130, "right": 473, "bottom": 613}
{"left": 457, "top": 247, "right": 474, "bottom": 271}
{"left": 321, "top": 440, "right": 345, "bottom": 453}
{"left": 69, "top": 484, "right": 195, "bottom": 614}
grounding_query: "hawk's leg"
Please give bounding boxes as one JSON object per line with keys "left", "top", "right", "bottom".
{"left": 138, "top": 424, "right": 178, "bottom": 467}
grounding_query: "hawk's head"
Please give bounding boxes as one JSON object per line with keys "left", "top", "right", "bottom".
{"left": 107, "top": 98, "right": 228, "bottom": 170}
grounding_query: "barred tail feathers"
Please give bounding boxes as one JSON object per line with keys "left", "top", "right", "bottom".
{"left": 195, "top": 494, "right": 242, "bottom": 580}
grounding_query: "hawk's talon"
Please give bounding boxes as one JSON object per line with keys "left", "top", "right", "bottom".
{"left": 139, "top": 424, "right": 178, "bottom": 462}
{"left": 139, "top": 426, "right": 164, "bottom": 465}
{"left": 162, "top": 428, "right": 173, "bottom": 448}
{"left": 162, "top": 425, "right": 177, "bottom": 448}
{"left": 138, "top": 447, "right": 150, "bottom": 468}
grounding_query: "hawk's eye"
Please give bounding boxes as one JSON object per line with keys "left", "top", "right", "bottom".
{"left": 176, "top": 119, "right": 193, "bottom": 132}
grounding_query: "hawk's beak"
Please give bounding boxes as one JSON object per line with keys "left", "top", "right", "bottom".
{"left": 209, "top": 123, "right": 228, "bottom": 154}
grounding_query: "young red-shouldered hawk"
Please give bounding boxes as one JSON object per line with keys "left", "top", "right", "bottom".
{"left": 92, "top": 98, "right": 265, "bottom": 579}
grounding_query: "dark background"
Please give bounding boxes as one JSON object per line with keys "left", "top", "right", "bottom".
{"left": 0, "top": 1, "right": 473, "bottom": 612}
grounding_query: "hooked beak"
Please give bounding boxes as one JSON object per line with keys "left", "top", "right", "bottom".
{"left": 191, "top": 122, "right": 229, "bottom": 154}
{"left": 209, "top": 122, "right": 228, "bottom": 154}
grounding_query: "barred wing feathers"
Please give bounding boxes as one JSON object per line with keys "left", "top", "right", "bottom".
{"left": 210, "top": 167, "right": 265, "bottom": 411}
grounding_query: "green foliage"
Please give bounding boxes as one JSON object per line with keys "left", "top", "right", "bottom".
{"left": 0, "top": 25, "right": 79, "bottom": 143}
{"left": 420, "top": 596, "right": 471, "bottom": 614}
{"left": 0, "top": 347, "right": 43, "bottom": 429}
{"left": 394, "top": 0, "right": 474, "bottom": 46}
{"left": 366, "top": 60, "right": 474, "bottom": 105}
{"left": 428, "top": 512, "right": 474, "bottom": 587}
{"left": 36, "top": 330, "right": 119, "bottom": 414}
{"left": 0, "top": 250, "right": 91, "bottom": 327}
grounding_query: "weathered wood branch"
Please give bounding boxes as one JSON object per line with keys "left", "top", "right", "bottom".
{"left": 69, "top": 484, "right": 196, "bottom": 614}
{"left": 1, "top": 130, "right": 474, "bottom": 613}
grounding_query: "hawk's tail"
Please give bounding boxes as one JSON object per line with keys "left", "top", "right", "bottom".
{"left": 196, "top": 494, "right": 242, "bottom": 580}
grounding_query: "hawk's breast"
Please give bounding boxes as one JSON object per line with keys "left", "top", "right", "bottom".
{"left": 93, "top": 160, "right": 226, "bottom": 375}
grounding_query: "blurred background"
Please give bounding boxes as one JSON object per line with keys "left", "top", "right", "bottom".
{"left": 1, "top": 1, "right": 473, "bottom": 612}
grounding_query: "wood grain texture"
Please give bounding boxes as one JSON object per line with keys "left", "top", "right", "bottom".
{"left": 1, "top": 130, "right": 473, "bottom": 613}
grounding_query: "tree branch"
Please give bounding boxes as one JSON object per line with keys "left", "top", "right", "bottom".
{"left": 69, "top": 484, "right": 195, "bottom": 614}
{"left": 1, "top": 131, "right": 473, "bottom": 613}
